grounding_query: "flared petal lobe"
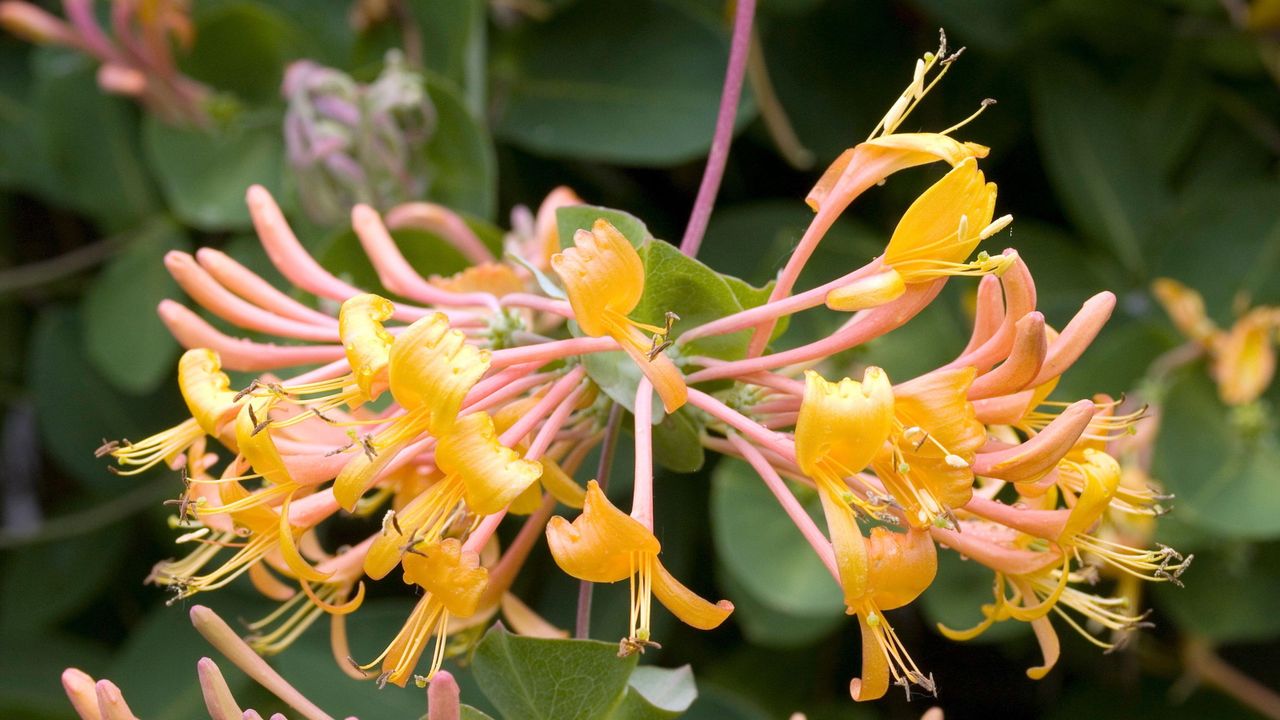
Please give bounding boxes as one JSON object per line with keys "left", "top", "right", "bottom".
{"left": 401, "top": 538, "right": 488, "bottom": 617}
{"left": 388, "top": 312, "right": 491, "bottom": 434}
{"left": 178, "top": 349, "right": 241, "bottom": 438}
{"left": 550, "top": 219, "right": 645, "bottom": 338}
{"left": 883, "top": 157, "right": 996, "bottom": 280}
{"left": 434, "top": 412, "right": 542, "bottom": 515}
{"left": 545, "top": 480, "right": 660, "bottom": 583}
{"left": 796, "top": 368, "right": 896, "bottom": 477}
{"left": 338, "top": 293, "right": 396, "bottom": 401}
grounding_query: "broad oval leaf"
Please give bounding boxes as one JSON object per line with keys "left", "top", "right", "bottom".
{"left": 83, "top": 221, "right": 189, "bottom": 395}
{"left": 471, "top": 624, "right": 638, "bottom": 720}
{"left": 494, "top": 0, "right": 755, "bottom": 165}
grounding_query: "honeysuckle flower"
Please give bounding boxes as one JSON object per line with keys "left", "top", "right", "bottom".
{"left": 546, "top": 480, "right": 733, "bottom": 654}
{"left": 1153, "top": 277, "right": 1280, "bottom": 405}
{"left": 0, "top": 0, "right": 210, "bottom": 124}
{"left": 869, "top": 368, "right": 985, "bottom": 529}
{"left": 359, "top": 537, "right": 488, "bottom": 687}
{"left": 551, "top": 219, "right": 688, "bottom": 413}
{"left": 826, "top": 158, "right": 1011, "bottom": 312}
{"left": 795, "top": 368, "right": 895, "bottom": 602}
{"left": 92, "top": 36, "right": 1193, "bottom": 707}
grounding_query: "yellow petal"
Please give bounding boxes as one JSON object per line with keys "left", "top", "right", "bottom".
{"left": 883, "top": 157, "right": 996, "bottom": 279}
{"left": 338, "top": 293, "right": 395, "bottom": 402}
{"left": 865, "top": 528, "right": 937, "bottom": 610}
{"left": 651, "top": 557, "right": 733, "bottom": 630}
{"left": 545, "top": 480, "right": 660, "bottom": 583}
{"left": 1213, "top": 307, "right": 1278, "bottom": 406}
{"left": 1058, "top": 449, "right": 1120, "bottom": 542}
{"left": 815, "top": 482, "right": 869, "bottom": 606}
{"left": 826, "top": 270, "right": 906, "bottom": 312}
{"left": 538, "top": 457, "right": 585, "bottom": 509}
{"left": 796, "top": 368, "right": 895, "bottom": 477}
{"left": 432, "top": 263, "right": 526, "bottom": 297}
{"left": 851, "top": 613, "right": 890, "bottom": 701}
{"left": 435, "top": 413, "right": 543, "bottom": 515}
{"left": 388, "top": 312, "right": 491, "bottom": 435}
{"left": 178, "top": 349, "right": 240, "bottom": 438}
{"left": 806, "top": 134, "right": 989, "bottom": 214}
{"left": 234, "top": 400, "right": 291, "bottom": 486}
{"left": 617, "top": 323, "right": 688, "bottom": 413}
{"left": 1151, "top": 277, "right": 1217, "bottom": 345}
{"left": 401, "top": 538, "right": 489, "bottom": 618}
{"left": 501, "top": 592, "right": 570, "bottom": 638}
{"left": 550, "top": 219, "right": 645, "bottom": 338}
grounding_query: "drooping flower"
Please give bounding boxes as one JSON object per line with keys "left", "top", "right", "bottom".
{"left": 1152, "top": 277, "right": 1280, "bottom": 405}
{"left": 546, "top": 480, "right": 733, "bottom": 653}
{"left": 551, "top": 219, "right": 688, "bottom": 413}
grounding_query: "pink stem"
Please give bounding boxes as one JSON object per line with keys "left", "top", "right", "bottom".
{"left": 527, "top": 384, "right": 588, "bottom": 460}
{"left": 686, "top": 388, "right": 796, "bottom": 462}
{"left": 352, "top": 204, "right": 499, "bottom": 312}
{"left": 631, "top": 378, "right": 655, "bottom": 530}
{"left": 679, "top": 260, "right": 881, "bottom": 344}
{"left": 729, "top": 432, "right": 838, "bottom": 579}
{"left": 489, "top": 336, "right": 617, "bottom": 369}
{"left": 385, "top": 202, "right": 496, "bottom": 266}
{"left": 499, "top": 293, "right": 573, "bottom": 317}
{"left": 678, "top": 0, "right": 756, "bottom": 257}
{"left": 165, "top": 252, "right": 340, "bottom": 342}
{"left": 499, "top": 366, "right": 587, "bottom": 448}
{"left": 196, "top": 248, "right": 338, "bottom": 327}
{"left": 686, "top": 279, "right": 942, "bottom": 383}
{"left": 158, "top": 300, "right": 346, "bottom": 371}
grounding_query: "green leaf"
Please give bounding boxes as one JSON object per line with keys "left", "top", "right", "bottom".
{"left": 0, "top": 632, "right": 109, "bottom": 719}
{"left": 651, "top": 406, "right": 706, "bottom": 473}
{"left": 185, "top": 2, "right": 303, "bottom": 103}
{"left": 1152, "top": 371, "right": 1280, "bottom": 540}
{"left": 710, "top": 458, "right": 844, "bottom": 618}
{"left": 471, "top": 624, "right": 638, "bottom": 720}
{"left": 611, "top": 665, "right": 698, "bottom": 720}
{"left": 1154, "top": 541, "right": 1280, "bottom": 644}
{"left": 29, "top": 307, "right": 186, "bottom": 489}
{"left": 83, "top": 221, "right": 189, "bottom": 395}
{"left": 0, "top": 523, "right": 130, "bottom": 634}
{"left": 425, "top": 73, "right": 497, "bottom": 220}
{"left": 1030, "top": 58, "right": 1170, "bottom": 275}
{"left": 30, "top": 49, "right": 157, "bottom": 229}
{"left": 143, "top": 113, "right": 288, "bottom": 232}
{"left": 494, "top": 0, "right": 755, "bottom": 165}
{"left": 462, "top": 706, "right": 499, "bottom": 720}
{"left": 557, "top": 205, "right": 655, "bottom": 250}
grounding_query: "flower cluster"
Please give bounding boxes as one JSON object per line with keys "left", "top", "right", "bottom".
{"left": 0, "top": 0, "right": 211, "bottom": 125}
{"left": 101, "top": 40, "right": 1188, "bottom": 702}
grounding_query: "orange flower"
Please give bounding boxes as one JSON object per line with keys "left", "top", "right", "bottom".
{"left": 546, "top": 481, "right": 732, "bottom": 652}
{"left": 551, "top": 219, "right": 687, "bottom": 413}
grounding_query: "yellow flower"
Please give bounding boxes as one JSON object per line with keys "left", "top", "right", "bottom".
{"left": 334, "top": 311, "right": 492, "bottom": 510}
{"left": 870, "top": 368, "right": 985, "bottom": 529}
{"left": 551, "top": 219, "right": 687, "bottom": 413}
{"left": 546, "top": 481, "right": 732, "bottom": 652}
{"left": 362, "top": 411, "right": 542, "bottom": 580}
{"left": 795, "top": 368, "right": 895, "bottom": 605}
{"left": 1152, "top": 278, "right": 1280, "bottom": 406}
{"left": 827, "top": 158, "right": 1010, "bottom": 312}
{"left": 850, "top": 528, "right": 938, "bottom": 701}
{"left": 338, "top": 293, "right": 396, "bottom": 402}
{"left": 103, "top": 349, "right": 242, "bottom": 474}
{"left": 361, "top": 538, "right": 488, "bottom": 687}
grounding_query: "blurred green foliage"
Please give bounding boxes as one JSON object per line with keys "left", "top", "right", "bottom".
{"left": 1, "top": 0, "right": 1279, "bottom": 718}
